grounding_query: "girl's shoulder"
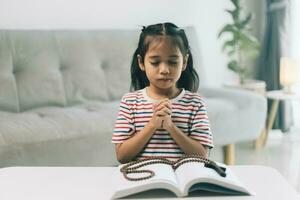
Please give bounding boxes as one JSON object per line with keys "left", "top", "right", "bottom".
{"left": 183, "top": 90, "right": 207, "bottom": 106}
{"left": 121, "top": 90, "right": 144, "bottom": 102}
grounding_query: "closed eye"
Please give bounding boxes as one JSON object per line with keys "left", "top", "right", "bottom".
{"left": 149, "top": 61, "right": 179, "bottom": 66}
{"left": 150, "top": 62, "right": 159, "bottom": 66}
{"left": 169, "top": 61, "right": 178, "bottom": 65}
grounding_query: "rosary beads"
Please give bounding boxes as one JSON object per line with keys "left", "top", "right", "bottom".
{"left": 120, "top": 155, "right": 227, "bottom": 181}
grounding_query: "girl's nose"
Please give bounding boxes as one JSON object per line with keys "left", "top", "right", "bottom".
{"left": 159, "top": 64, "right": 170, "bottom": 74}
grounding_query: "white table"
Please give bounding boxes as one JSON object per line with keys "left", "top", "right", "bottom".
{"left": 0, "top": 166, "right": 299, "bottom": 200}
{"left": 0, "top": 165, "right": 300, "bottom": 200}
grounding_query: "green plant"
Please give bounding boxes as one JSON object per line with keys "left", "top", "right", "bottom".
{"left": 218, "top": 0, "right": 260, "bottom": 84}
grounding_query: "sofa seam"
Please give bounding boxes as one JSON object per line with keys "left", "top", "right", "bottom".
{"left": 53, "top": 31, "right": 68, "bottom": 107}
{"left": 7, "top": 31, "right": 21, "bottom": 113}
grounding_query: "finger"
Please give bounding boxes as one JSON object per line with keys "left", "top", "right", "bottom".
{"left": 161, "top": 106, "right": 171, "bottom": 115}
{"left": 156, "top": 108, "right": 171, "bottom": 116}
{"left": 154, "top": 101, "right": 172, "bottom": 111}
{"left": 163, "top": 108, "right": 172, "bottom": 115}
{"left": 153, "top": 98, "right": 169, "bottom": 108}
{"left": 165, "top": 101, "right": 172, "bottom": 109}
{"left": 162, "top": 100, "right": 172, "bottom": 109}
{"left": 156, "top": 110, "right": 168, "bottom": 117}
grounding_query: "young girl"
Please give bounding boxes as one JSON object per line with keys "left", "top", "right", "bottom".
{"left": 112, "top": 22, "right": 213, "bottom": 164}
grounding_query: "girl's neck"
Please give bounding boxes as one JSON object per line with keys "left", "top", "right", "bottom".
{"left": 146, "top": 85, "right": 181, "bottom": 100}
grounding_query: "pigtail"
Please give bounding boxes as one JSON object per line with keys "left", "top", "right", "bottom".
{"left": 130, "top": 51, "right": 149, "bottom": 92}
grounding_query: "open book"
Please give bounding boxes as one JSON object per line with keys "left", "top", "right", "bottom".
{"left": 111, "top": 161, "right": 253, "bottom": 199}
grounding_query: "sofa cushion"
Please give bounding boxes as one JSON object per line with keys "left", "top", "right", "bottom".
{"left": 0, "top": 101, "right": 120, "bottom": 166}
{"left": 0, "top": 32, "right": 19, "bottom": 112}
{"left": 0, "top": 101, "right": 119, "bottom": 145}
{"left": 8, "top": 31, "right": 68, "bottom": 111}
{"left": 54, "top": 32, "right": 110, "bottom": 104}
{"left": 92, "top": 30, "right": 139, "bottom": 100}
{"left": 1, "top": 30, "right": 142, "bottom": 112}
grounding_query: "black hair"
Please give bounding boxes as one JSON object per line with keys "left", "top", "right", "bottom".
{"left": 130, "top": 22, "right": 199, "bottom": 92}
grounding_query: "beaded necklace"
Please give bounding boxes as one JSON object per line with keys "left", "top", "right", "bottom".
{"left": 120, "top": 155, "right": 226, "bottom": 181}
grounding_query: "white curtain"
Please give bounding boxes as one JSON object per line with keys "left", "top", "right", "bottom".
{"left": 290, "top": 0, "right": 300, "bottom": 129}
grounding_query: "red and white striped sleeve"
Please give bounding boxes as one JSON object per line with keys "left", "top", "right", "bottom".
{"left": 189, "top": 101, "right": 214, "bottom": 149}
{"left": 112, "top": 96, "right": 135, "bottom": 144}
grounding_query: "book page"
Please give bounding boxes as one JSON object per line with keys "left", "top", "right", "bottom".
{"left": 112, "top": 163, "right": 181, "bottom": 199}
{"left": 174, "top": 162, "right": 252, "bottom": 196}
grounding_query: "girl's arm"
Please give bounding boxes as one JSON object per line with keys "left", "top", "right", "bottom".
{"left": 165, "top": 124, "right": 209, "bottom": 157}
{"left": 115, "top": 100, "right": 170, "bottom": 163}
{"left": 115, "top": 122, "right": 156, "bottom": 164}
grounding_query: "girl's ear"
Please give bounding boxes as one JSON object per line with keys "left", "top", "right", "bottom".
{"left": 137, "top": 55, "right": 145, "bottom": 71}
{"left": 182, "top": 54, "right": 189, "bottom": 71}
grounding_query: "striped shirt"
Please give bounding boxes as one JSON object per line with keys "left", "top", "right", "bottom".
{"left": 112, "top": 88, "right": 213, "bottom": 161}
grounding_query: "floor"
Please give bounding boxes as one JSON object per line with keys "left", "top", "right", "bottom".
{"left": 210, "top": 127, "right": 300, "bottom": 193}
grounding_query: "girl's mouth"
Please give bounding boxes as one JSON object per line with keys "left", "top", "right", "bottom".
{"left": 158, "top": 78, "right": 172, "bottom": 82}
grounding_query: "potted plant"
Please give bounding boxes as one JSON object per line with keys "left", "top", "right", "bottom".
{"left": 218, "top": 0, "right": 260, "bottom": 85}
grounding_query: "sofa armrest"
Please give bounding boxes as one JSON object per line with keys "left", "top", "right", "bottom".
{"left": 198, "top": 86, "right": 267, "bottom": 146}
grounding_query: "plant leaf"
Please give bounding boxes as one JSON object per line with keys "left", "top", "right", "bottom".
{"left": 239, "top": 32, "right": 260, "bottom": 51}
{"left": 237, "top": 13, "right": 252, "bottom": 30}
{"left": 228, "top": 49, "right": 236, "bottom": 56}
{"left": 219, "top": 0, "right": 260, "bottom": 77}
{"left": 228, "top": 60, "right": 239, "bottom": 73}
{"left": 218, "top": 24, "right": 236, "bottom": 38}
{"left": 222, "top": 39, "right": 236, "bottom": 52}
{"left": 231, "top": 0, "right": 240, "bottom": 8}
{"left": 225, "top": 9, "right": 239, "bottom": 21}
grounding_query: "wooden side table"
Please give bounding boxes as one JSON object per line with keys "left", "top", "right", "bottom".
{"left": 255, "top": 90, "right": 300, "bottom": 148}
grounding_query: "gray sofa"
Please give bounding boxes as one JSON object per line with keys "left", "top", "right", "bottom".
{"left": 0, "top": 28, "right": 267, "bottom": 167}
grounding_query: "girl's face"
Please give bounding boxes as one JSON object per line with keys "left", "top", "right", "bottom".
{"left": 138, "top": 36, "right": 189, "bottom": 93}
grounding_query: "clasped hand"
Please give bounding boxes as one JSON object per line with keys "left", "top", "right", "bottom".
{"left": 150, "top": 99, "right": 173, "bottom": 130}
